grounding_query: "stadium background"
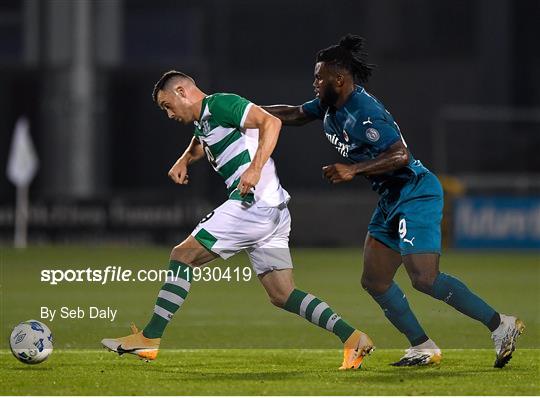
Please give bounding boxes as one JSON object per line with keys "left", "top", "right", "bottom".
{"left": 0, "top": 1, "right": 539, "bottom": 395}
{"left": 0, "top": 0, "right": 539, "bottom": 247}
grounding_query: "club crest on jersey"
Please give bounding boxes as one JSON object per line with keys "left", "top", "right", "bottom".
{"left": 366, "top": 128, "right": 380, "bottom": 142}
{"left": 342, "top": 129, "right": 350, "bottom": 142}
{"left": 201, "top": 120, "right": 211, "bottom": 135}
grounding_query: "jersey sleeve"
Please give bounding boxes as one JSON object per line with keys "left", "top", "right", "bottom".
{"left": 208, "top": 93, "right": 253, "bottom": 128}
{"left": 301, "top": 98, "right": 326, "bottom": 120}
{"left": 350, "top": 117, "right": 402, "bottom": 152}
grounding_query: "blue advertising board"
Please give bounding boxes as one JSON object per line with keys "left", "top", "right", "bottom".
{"left": 453, "top": 197, "right": 540, "bottom": 249}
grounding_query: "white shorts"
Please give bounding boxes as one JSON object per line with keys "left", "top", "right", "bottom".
{"left": 191, "top": 200, "right": 293, "bottom": 275}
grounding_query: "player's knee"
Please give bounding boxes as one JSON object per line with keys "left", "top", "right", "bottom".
{"left": 170, "top": 245, "right": 195, "bottom": 266}
{"left": 268, "top": 292, "right": 288, "bottom": 308}
{"left": 360, "top": 274, "right": 372, "bottom": 291}
{"left": 361, "top": 274, "right": 390, "bottom": 296}
{"left": 410, "top": 274, "right": 435, "bottom": 295}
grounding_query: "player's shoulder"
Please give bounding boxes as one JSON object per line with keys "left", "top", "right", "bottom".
{"left": 204, "top": 93, "right": 253, "bottom": 127}
{"left": 207, "top": 92, "right": 249, "bottom": 105}
{"left": 208, "top": 92, "right": 240, "bottom": 99}
{"left": 206, "top": 93, "right": 252, "bottom": 117}
{"left": 349, "top": 86, "right": 394, "bottom": 124}
{"left": 302, "top": 97, "right": 328, "bottom": 119}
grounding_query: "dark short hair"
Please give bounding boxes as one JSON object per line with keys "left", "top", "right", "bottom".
{"left": 316, "top": 34, "right": 375, "bottom": 84}
{"left": 152, "top": 70, "right": 195, "bottom": 103}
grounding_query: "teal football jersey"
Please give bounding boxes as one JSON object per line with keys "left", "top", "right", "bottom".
{"left": 302, "top": 85, "right": 429, "bottom": 195}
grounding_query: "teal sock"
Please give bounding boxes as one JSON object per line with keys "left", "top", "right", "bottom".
{"left": 284, "top": 288, "right": 356, "bottom": 343}
{"left": 431, "top": 273, "right": 497, "bottom": 329}
{"left": 142, "top": 260, "right": 192, "bottom": 338}
{"left": 373, "top": 282, "right": 428, "bottom": 346}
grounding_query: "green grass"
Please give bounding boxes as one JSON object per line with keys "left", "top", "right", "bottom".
{"left": 0, "top": 247, "right": 539, "bottom": 395}
{"left": 1, "top": 349, "right": 538, "bottom": 395}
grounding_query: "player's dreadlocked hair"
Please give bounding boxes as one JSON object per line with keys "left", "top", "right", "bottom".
{"left": 316, "top": 34, "right": 375, "bottom": 84}
{"left": 152, "top": 70, "right": 195, "bottom": 103}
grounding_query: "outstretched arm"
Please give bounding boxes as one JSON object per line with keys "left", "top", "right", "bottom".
{"left": 168, "top": 137, "right": 205, "bottom": 185}
{"left": 238, "top": 105, "right": 282, "bottom": 195}
{"left": 262, "top": 105, "right": 315, "bottom": 126}
{"left": 323, "top": 140, "right": 410, "bottom": 183}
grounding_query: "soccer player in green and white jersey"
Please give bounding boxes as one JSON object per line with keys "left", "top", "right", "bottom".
{"left": 101, "top": 71, "right": 374, "bottom": 370}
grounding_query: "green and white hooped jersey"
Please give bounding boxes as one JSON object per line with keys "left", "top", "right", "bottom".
{"left": 193, "top": 93, "right": 290, "bottom": 208}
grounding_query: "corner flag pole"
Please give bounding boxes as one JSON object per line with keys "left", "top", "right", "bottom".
{"left": 6, "top": 117, "right": 39, "bottom": 248}
{"left": 14, "top": 184, "right": 29, "bottom": 248}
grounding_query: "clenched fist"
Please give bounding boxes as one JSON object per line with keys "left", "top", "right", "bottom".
{"left": 322, "top": 163, "right": 356, "bottom": 183}
{"left": 168, "top": 159, "right": 189, "bottom": 184}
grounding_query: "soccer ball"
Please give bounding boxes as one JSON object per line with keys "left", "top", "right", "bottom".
{"left": 10, "top": 320, "right": 53, "bottom": 364}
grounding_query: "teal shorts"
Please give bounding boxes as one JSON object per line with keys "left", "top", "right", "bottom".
{"left": 368, "top": 172, "right": 443, "bottom": 255}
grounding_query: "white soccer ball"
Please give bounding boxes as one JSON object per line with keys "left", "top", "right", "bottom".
{"left": 10, "top": 320, "right": 53, "bottom": 364}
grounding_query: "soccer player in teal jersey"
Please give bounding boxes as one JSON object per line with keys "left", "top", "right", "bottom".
{"left": 263, "top": 34, "right": 524, "bottom": 368}
{"left": 102, "top": 71, "right": 374, "bottom": 369}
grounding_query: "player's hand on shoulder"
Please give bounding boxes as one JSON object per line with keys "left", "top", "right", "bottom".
{"left": 168, "top": 159, "right": 189, "bottom": 185}
{"left": 322, "top": 163, "right": 356, "bottom": 184}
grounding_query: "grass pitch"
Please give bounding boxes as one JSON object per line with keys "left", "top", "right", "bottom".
{"left": 0, "top": 247, "right": 539, "bottom": 395}
{"left": 1, "top": 349, "right": 539, "bottom": 395}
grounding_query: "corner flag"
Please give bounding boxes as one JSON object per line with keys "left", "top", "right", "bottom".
{"left": 6, "top": 117, "right": 39, "bottom": 248}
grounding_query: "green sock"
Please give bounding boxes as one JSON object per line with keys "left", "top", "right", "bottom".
{"left": 284, "top": 288, "right": 356, "bottom": 343}
{"left": 142, "top": 260, "right": 192, "bottom": 339}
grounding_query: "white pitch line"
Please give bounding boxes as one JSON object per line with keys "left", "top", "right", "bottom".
{"left": 1, "top": 348, "right": 539, "bottom": 354}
